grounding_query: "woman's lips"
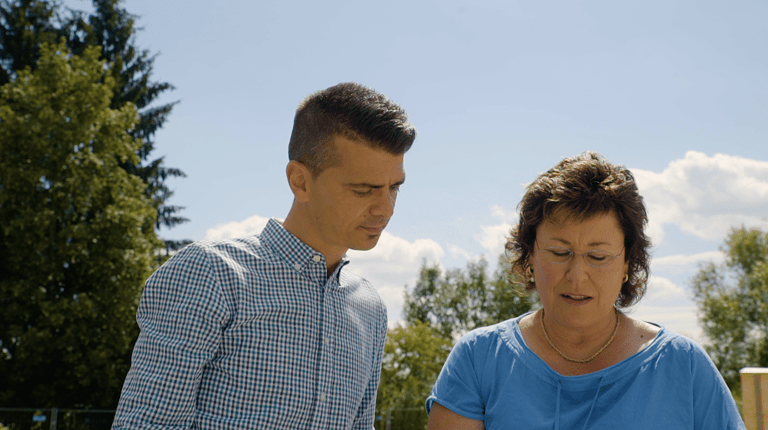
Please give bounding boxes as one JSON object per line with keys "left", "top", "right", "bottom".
{"left": 561, "top": 293, "right": 592, "bottom": 304}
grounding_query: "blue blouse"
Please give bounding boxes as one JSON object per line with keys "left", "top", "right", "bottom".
{"left": 427, "top": 314, "right": 745, "bottom": 429}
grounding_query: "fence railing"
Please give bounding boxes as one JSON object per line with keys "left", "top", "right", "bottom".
{"left": 375, "top": 408, "right": 427, "bottom": 430}
{"left": 0, "top": 408, "right": 114, "bottom": 430}
{"left": 2, "top": 407, "right": 423, "bottom": 430}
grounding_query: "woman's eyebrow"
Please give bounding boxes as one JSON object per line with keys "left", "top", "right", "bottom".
{"left": 547, "top": 237, "right": 612, "bottom": 247}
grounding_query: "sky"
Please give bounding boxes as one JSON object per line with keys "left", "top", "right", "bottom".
{"left": 65, "top": 0, "right": 768, "bottom": 343}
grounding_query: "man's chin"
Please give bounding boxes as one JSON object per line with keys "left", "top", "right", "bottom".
{"left": 350, "top": 236, "right": 382, "bottom": 251}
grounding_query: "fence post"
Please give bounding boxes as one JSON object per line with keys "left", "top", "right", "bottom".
{"left": 49, "top": 408, "right": 57, "bottom": 430}
{"left": 741, "top": 367, "right": 768, "bottom": 430}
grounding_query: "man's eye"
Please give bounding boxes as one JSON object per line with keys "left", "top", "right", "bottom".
{"left": 353, "top": 189, "right": 373, "bottom": 196}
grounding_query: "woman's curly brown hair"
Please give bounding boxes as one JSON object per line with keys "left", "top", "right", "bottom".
{"left": 505, "top": 151, "right": 651, "bottom": 308}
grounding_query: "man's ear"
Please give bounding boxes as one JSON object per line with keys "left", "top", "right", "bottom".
{"left": 286, "top": 160, "right": 312, "bottom": 202}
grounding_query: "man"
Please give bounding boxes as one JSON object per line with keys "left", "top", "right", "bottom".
{"left": 112, "top": 82, "right": 416, "bottom": 429}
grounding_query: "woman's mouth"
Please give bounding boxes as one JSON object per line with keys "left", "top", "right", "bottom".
{"left": 561, "top": 294, "right": 592, "bottom": 303}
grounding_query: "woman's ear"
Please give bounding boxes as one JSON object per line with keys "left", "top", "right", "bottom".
{"left": 286, "top": 160, "right": 311, "bottom": 202}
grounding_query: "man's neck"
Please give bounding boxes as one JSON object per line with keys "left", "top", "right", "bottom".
{"left": 282, "top": 210, "right": 345, "bottom": 278}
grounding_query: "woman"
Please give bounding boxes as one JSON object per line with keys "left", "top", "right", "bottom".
{"left": 426, "top": 152, "right": 745, "bottom": 429}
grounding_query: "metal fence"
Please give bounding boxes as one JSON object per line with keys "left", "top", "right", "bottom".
{"left": 375, "top": 408, "right": 427, "bottom": 430}
{"left": 1, "top": 407, "right": 422, "bottom": 430}
{"left": 0, "top": 408, "right": 114, "bottom": 430}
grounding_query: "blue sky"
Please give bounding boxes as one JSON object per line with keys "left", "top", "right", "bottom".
{"left": 66, "top": 0, "right": 768, "bottom": 342}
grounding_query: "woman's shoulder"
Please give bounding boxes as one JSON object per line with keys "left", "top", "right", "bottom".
{"left": 625, "top": 317, "right": 711, "bottom": 361}
{"left": 621, "top": 316, "right": 662, "bottom": 354}
{"left": 452, "top": 314, "right": 530, "bottom": 355}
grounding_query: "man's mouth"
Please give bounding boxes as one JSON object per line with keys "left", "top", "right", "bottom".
{"left": 361, "top": 226, "right": 385, "bottom": 235}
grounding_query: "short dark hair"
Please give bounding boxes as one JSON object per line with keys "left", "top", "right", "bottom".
{"left": 288, "top": 82, "right": 416, "bottom": 176}
{"left": 505, "top": 151, "right": 652, "bottom": 308}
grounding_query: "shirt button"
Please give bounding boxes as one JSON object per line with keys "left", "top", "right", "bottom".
{"left": 320, "top": 393, "right": 326, "bottom": 402}
{"left": 312, "top": 255, "right": 321, "bottom": 263}
{"left": 323, "top": 337, "right": 330, "bottom": 345}
{"left": 293, "top": 263, "right": 302, "bottom": 271}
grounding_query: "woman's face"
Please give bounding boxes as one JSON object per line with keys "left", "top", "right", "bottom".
{"left": 531, "top": 210, "right": 629, "bottom": 330}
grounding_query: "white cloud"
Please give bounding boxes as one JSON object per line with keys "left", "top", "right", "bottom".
{"left": 633, "top": 151, "right": 768, "bottom": 244}
{"left": 347, "top": 232, "right": 445, "bottom": 326}
{"left": 447, "top": 244, "right": 473, "bottom": 260}
{"left": 651, "top": 251, "right": 724, "bottom": 274}
{"left": 628, "top": 304, "right": 706, "bottom": 346}
{"left": 642, "top": 275, "right": 687, "bottom": 303}
{"left": 474, "top": 222, "right": 513, "bottom": 259}
{"left": 471, "top": 205, "right": 520, "bottom": 265}
{"left": 204, "top": 215, "right": 273, "bottom": 241}
{"left": 628, "top": 275, "right": 709, "bottom": 345}
{"left": 490, "top": 204, "right": 518, "bottom": 222}
{"left": 652, "top": 251, "right": 724, "bottom": 267}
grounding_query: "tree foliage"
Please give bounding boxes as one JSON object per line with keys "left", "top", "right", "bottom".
{"left": 0, "top": 41, "right": 160, "bottom": 407}
{"left": 0, "top": 0, "right": 186, "bottom": 242}
{"left": 375, "top": 321, "right": 452, "bottom": 430}
{"left": 374, "top": 255, "right": 533, "bottom": 427}
{"left": 404, "top": 255, "right": 534, "bottom": 340}
{"left": 691, "top": 226, "right": 768, "bottom": 390}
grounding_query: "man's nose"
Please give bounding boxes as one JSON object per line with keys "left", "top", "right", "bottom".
{"left": 370, "top": 188, "right": 396, "bottom": 218}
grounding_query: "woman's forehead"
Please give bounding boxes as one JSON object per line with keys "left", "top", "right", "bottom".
{"left": 537, "top": 210, "right": 624, "bottom": 243}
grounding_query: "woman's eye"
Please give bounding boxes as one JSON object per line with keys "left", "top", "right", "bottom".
{"left": 587, "top": 253, "right": 609, "bottom": 261}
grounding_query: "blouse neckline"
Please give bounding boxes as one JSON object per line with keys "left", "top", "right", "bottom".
{"left": 501, "top": 313, "right": 670, "bottom": 390}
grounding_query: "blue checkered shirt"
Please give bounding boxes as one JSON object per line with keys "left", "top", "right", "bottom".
{"left": 113, "top": 219, "right": 388, "bottom": 429}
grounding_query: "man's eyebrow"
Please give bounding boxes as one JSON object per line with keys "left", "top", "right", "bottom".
{"left": 345, "top": 178, "right": 406, "bottom": 189}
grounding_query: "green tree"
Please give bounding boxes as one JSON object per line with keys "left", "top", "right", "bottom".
{"left": 374, "top": 254, "right": 533, "bottom": 428}
{"left": 0, "top": 41, "right": 160, "bottom": 407}
{"left": 0, "top": 0, "right": 187, "bottom": 245}
{"left": 404, "top": 255, "right": 534, "bottom": 339}
{"left": 691, "top": 226, "right": 768, "bottom": 391}
{"left": 0, "top": 0, "right": 65, "bottom": 85}
{"left": 375, "top": 321, "right": 452, "bottom": 430}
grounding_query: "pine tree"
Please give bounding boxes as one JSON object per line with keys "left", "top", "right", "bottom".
{"left": 0, "top": 41, "right": 160, "bottom": 407}
{"left": 0, "top": 0, "right": 188, "bottom": 245}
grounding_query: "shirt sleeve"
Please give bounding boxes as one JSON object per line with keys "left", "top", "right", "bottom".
{"left": 352, "top": 303, "right": 388, "bottom": 430}
{"left": 112, "top": 244, "right": 230, "bottom": 429}
{"left": 425, "top": 331, "right": 486, "bottom": 421}
{"left": 689, "top": 342, "right": 747, "bottom": 430}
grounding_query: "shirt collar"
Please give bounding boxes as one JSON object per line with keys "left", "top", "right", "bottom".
{"left": 260, "top": 218, "right": 349, "bottom": 278}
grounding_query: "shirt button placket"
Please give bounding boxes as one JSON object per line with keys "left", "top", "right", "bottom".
{"left": 312, "top": 253, "right": 333, "bottom": 429}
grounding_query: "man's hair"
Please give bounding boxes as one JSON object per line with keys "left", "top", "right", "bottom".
{"left": 288, "top": 82, "right": 416, "bottom": 176}
{"left": 505, "top": 151, "right": 652, "bottom": 308}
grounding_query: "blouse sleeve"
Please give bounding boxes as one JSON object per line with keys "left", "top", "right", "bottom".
{"left": 425, "top": 331, "right": 487, "bottom": 422}
{"left": 689, "top": 342, "right": 746, "bottom": 430}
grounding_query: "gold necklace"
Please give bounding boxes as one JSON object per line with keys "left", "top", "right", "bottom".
{"left": 540, "top": 308, "right": 620, "bottom": 364}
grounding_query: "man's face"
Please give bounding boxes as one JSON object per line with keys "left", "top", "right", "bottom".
{"left": 304, "top": 135, "right": 405, "bottom": 257}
